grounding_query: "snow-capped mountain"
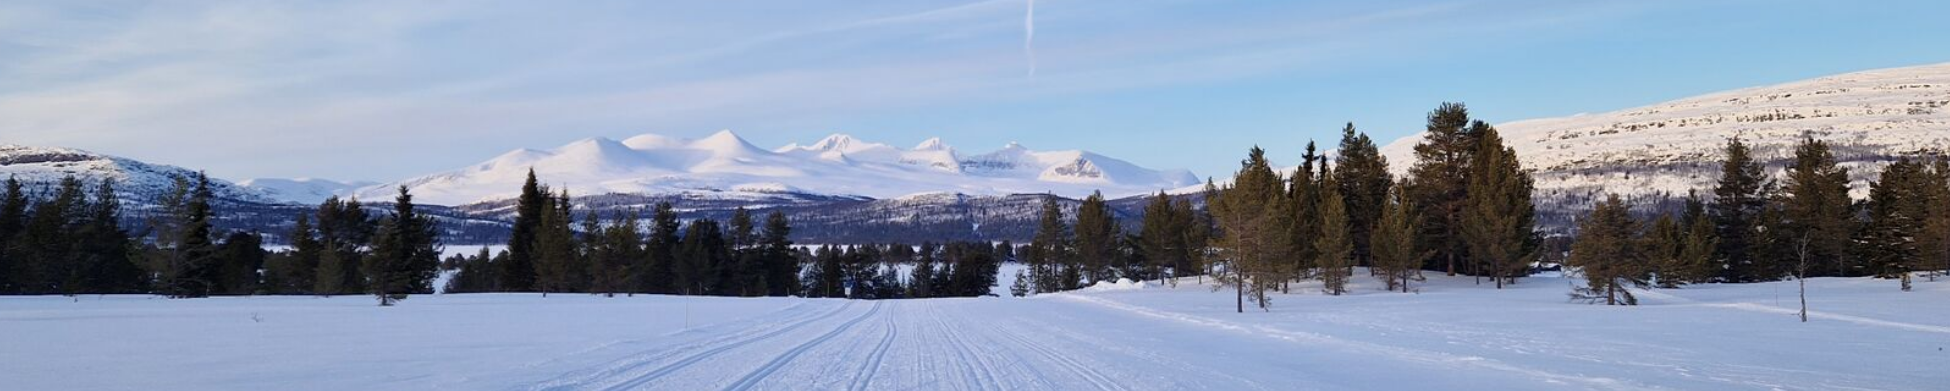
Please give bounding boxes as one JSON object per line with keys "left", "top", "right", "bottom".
{"left": 1381, "top": 62, "right": 1950, "bottom": 213}
{"left": 357, "top": 130, "right": 1199, "bottom": 206}
{"left": 0, "top": 144, "right": 275, "bottom": 206}
{"left": 237, "top": 178, "right": 377, "bottom": 204}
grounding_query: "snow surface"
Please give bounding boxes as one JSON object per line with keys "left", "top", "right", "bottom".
{"left": 5, "top": 270, "right": 1944, "bottom": 390}
{"left": 344, "top": 131, "right": 1200, "bottom": 206}
{"left": 237, "top": 178, "right": 378, "bottom": 204}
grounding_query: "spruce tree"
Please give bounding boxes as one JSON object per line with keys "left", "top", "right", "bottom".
{"left": 1711, "top": 137, "right": 1772, "bottom": 283}
{"left": 1138, "top": 192, "right": 1185, "bottom": 284}
{"left": 1645, "top": 213, "right": 1685, "bottom": 289}
{"left": 1569, "top": 195, "right": 1648, "bottom": 305}
{"left": 1863, "top": 158, "right": 1930, "bottom": 290}
{"left": 286, "top": 214, "right": 322, "bottom": 294}
{"left": 0, "top": 177, "right": 25, "bottom": 293}
{"left": 1780, "top": 136, "right": 1856, "bottom": 276}
{"left": 675, "top": 218, "right": 727, "bottom": 295}
{"left": 642, "top": 202, "right": 681, "bottom": 294}
{"left": 1027, "top": 196, "right": 1072, "bottom": 293}
{"left": 1460, "top": 126, "right": 1537, "bottom": 288}
{"left": 588, "top": 210, "right": 640, "bottom": 297}
{"left": 79, "top": 179, "right": 141, "bottom": 293}
{"left": 364, "top": 186, "right": 441, "bottom": 305}
{"left": 500, "top": 169, "right": 545, "bottom": 292}
{"left": 314, "top": 196, "right": 375, "bottom": 295}
{"left": 1316, "top": 166, "right": 1352, "bottom": 296}
{"left": 760, "top": 211, "right": 797, "bottom": 296}
{"left": 1407, "top": 103, "right": 1485, "bottom": 276}
{"left": 164, "top": 173, "right": 219, "bottom": 298}
{"left": 1920, "top": 159, "right": 1950, "bottom": 281}
{"left": 215, "top": 231, "right": 265, "bottom": 295}
{"left": 1676, "top": 204, "right": 1720, "bottom": 286}
{"left": 1335, "top": 123, "right": 1392, "bottom": 269}
{"left": 1372, "top": 182, "right": 1426, "bottom": 293}
{"left": 533, "top": 191, "right": 578, "bottom": 295}
{"left": 15, "top": 177, "right": 86, "bottom": 295}
{"left": 727, "top": 207, "right": 765, "bottom": 296}
{"left": 1288, "top": 143, "right": 1322, "bottom": 285}
{"left": 1074, "top": 191, "right": 1118, "bottom": 284}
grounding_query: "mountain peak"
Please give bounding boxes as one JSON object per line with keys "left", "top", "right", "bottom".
{"left": 808, "top": 133, "right": 859, "bottom": 151}
{"left": 913, "top": 137, "right": 950, "bottom": 151}
{"left": 691, "top": 129, "right": 761, "bottom": 153}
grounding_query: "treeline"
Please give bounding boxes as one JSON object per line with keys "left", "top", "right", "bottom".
{"left": 1567, "top": 136, "right": 1950, "bottom": 305}
{"left": 0, "top": 174, "right": 441, "bottom": 305}
{"left": 441, "top": 170, "right": 1001, "bottom": 299}
{"left": 1019, "top": 103, "right": 1541, "bottom": 313}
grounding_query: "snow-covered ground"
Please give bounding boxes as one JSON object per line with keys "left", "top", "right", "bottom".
{"left": 3, "top": 271, "right": 1944, "bottom": 390}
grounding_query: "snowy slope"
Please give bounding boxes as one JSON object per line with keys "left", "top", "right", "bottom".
{"left": 237, "top": 178, "right": 376, "bottom": 204}
{"left": 1381, "top": 62, "right": 1950, "bottom": 205}
{"left": 6, "top": 272, "right": 1942, "bottom": 390}
{"left": 0, "top": 144, "right": 275, "bottom": 206}
{"left": 356, "top": 131, "right": 1199, "bottom": 206}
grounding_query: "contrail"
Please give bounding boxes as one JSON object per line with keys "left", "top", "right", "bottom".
{"left": 1024, "top": 0, "right": 1036, "bottom": 77}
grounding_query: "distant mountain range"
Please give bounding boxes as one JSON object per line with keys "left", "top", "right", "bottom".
{"left": 7, "top": 62, "right": 1947, "bottom": 243}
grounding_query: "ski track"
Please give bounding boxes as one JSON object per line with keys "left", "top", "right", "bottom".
{"left": 526, "top": 302, "right": 838, "bottom": 391}
{"left": 722, "top": 301, "right": 884, "bottom": 391}
{"left": 926, "top": 301, "right": 1004, "bottom": 391}
{"left": 846, "top": 303, "right": 899, "bottom": 391}
{"left": 549, "top": 301, "right": 858, "bottom": 391}
{"left": 1701, "top": 302, "right": 1950, "bottom": 334}
{"left": 1056, "top": 294, "right": 1656, "bottom": 391}
{"left": 951, "top": 307, "right": 1128, "bottom": 391}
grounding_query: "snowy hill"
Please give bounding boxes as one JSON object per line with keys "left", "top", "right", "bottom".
{"left": 355, "top": 130, "right": 1199, "bottom": 206}
{"left": 1381, "top": 62, "right": 1950, "bottom": 212}
{"left": 237, "top": 178, "right": 377, "bottom": 204}
{"left": 0, "top": 144, "right": 275, "bottom": 207}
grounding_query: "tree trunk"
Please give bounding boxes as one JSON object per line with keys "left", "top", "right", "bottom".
{"left": 1235, "top": 280, "right": 1244, "bottom": 313}
{"left": 1446, "top": 253, "right": 1456, "bottom": 276}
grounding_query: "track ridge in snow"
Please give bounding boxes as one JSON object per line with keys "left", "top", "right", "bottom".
{"left": 722, "top": 301, "right": 885, "bottom": 391}
{"left": 846, "top": 303, "right": 899, "bottom": 391}
{"left": 533, "top": 301, "right": 857, "bottom": 391}
{"left": 926, "top": 301, "right": 1003, "bottom": 390}
{"left": 1055, "top": 294, "right": 1653, "bottom": 391}
{"left": 959, "top": 306, "right": 1128, "bottom": 391}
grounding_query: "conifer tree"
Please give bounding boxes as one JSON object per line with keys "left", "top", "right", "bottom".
{"left": 78, "top": 179, "right": 141, "bottom": 293}
{"left": 533, "top": 191, "right": 578, "bottom": 296}
{"left": 1212, "top": 147, "right": 1290, "bottom": 310}
{"left": 1372, "top": 182, "right": 1426, "bottom": 293}
{"left": 727, "top": 207, "right": 765, "bottom": 296}
{"left": 1287, "top": 143, "right": 1321, "bottom": 285}
{"left": 676, "top": 218, "right": 727, "bottom": 295}
{"left": 1863, "top": 158, "right": 1930, "bottom": 290}
{"left": 1336, "top": 123, "right": 1392, "bottom": 269}
{"left": 314, "top": 196, "right": 374, "bottom": 295}
{"left": 444, "top": 247, "right": 498, "bottom": 294}
{"left": 14, "top": 177, "right": 86, "bottom": 295}
{"left": 0, "top": 177, "right": 25, "bottom": 293}
{"left": 1460, "top": 126, "right": 1537, "bottom": 288}
{"left": 164, "top": 173, "right": 219, "bottom": 298}
{"left": 588, "top": 210, "right": 640, "bottom": 297}
{"left": 1074, "top": 191, "right": 1118, "bottom": 284}
{"left": 760, "top": 211, "right": 798, "bottom": 296}
{"left": 215, "top": 231, "right": 265, "bottom": 295}
{"left": 1027, "top": 196, "right": 1072, "bottom": 293}
{"left": 364, "top": 186, "right": 441, "bottom": 305}
{"left": 1676, "top": 204, "right": 1720, "bottom": 286}
{"left": 285, "top": 214, "right": 322, "bottom": 294}
{"left": 910, "top": 242, "right": 937, "bottom": 298}
{"left": 1569, "top": 195, "right": 1648, "bottom": 305}
{"left": 1180, "top": 192, "right": 1212, "bottom": 283}
{"left": 1407, "top": 103, "right": 1484, "bottom": 276}
{"left": 1138, "top": 192, "right": 1185, "bottom": 284}
{"left": 500, "top": 169, "right": 545, "bottom": 292}
{"left": 1316, "top": 166, "right": 1352, "bottom": 296}
{"left": 641, "top": 202, "right": 680, "bottom": 294}
{"left": 1644, "top": 214, "right": 1685, "bottom": 289}
{"left": 1780, "top": 136, "right": 1856, "bottom": 276}
{"left": 1920, "top": 159, "right": 1950, "bottom": 281}
{"left": 1711, "top": 137, "right": 1772, "bottom": 283}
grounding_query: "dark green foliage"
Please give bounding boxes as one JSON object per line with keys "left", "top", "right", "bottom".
{"left": 162, "top": 173, "right": 220, "bottom": 298}
{"left": 1711, "top": 137, "right": 1773, "bottom": 283}
{"left": 1780, "top": 136, "right": 1857, "bottom": 276}
{"left": 444, "top": 248, "right": 500, "bottom": 294}
{"left": 1372, "top": 182, "right": 1426, "bottom": 293}
{"left": 1862, "top": 158, "right": 1933, "bottom": 290}
{"left": 1407, "top": 102, "right": 1484, "bottom": 276}
{"left": 1335, "top": 123, "right": 1392, "bottom": 268}
{"left": 587, "top": 211, "right": 641, "bottom": 297}
{"left": 641, "top": 202, "right": 680, "bottom": 294}
{"left": 1287, "top": 142, "right": 1321, "bottom": 285}
{"left": 760, "top": 211, "right": 798, "bottom": 296}
{"left": 1568, "top": 195, "right": 1649, "bottom": 305}
{"left": 1460, "top": 126, "right": 1538, "bottom": 289}
{"left": 675, "top": 218, "right": 727, "bottom": 295}
{"left": 1026, "top": 195, "right": 1072, "bottom": 293}
{"left": 500, "top": 169, "right": 545, "bottom": 292}
{"left": 11, "top": 177, "right": 86, "bottom": 295}
{"left": 532, "top": 191, "right": 579, "bottom": 295}
{"left": 214, "top": 231, "right": 265, "bottom": 295}
{"left": 313, "top": 195, "right": 375, "bottom": 295}
{"left": 364, "top": 186, "right": 442, "bottom": 305}
{"left": 0, "top": 177, "right": 25, "bottom": 293}
{"left": 1074, "top": 191, "right": 1118, "bottom": 284}
{"left": 1211, "top": 146, "right": 1291, "bottom": 310}
{"left": 1315, "top": 166, "right": 1351, "bottom": 296}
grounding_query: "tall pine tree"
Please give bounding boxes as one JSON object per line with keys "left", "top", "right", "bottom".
{"left": 1460, "top": 125, "right": 1537, "bottom": 288}
{"left": 1711, "top": 137, "right": 1772, "bottom": 283}
{"left": 1780, "top": 136, "right": 1856, "bottom": 276}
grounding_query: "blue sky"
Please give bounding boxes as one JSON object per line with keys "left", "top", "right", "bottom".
{"left": 3, "top": 0, "right": 1947, "bottom": 183}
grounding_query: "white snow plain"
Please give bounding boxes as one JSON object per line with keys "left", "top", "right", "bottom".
{"left": 3, "top": 270, "right": 1945, "bottom": 390}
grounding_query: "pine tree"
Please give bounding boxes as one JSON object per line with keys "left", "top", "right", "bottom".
{"left": 1920, "top": 159, "right": 1950, "bottom": 281}
{"left": 1711, "top": 137, "right": 1773, "bottom": 283}
{"left": 163, "top": 173, "right": 220, "bottom": 298}
{"left": 1407, "top": 103, "right": 1484, "bottom": 276}
{"left": 1138, "top": 192, "right": 1185, "bottom": 284}
{"left": 588, "top": 210, "right": 640, "bottom": 297}
{"left": 727, "top": 207, "right": 765, "bottom": 296}
{"left": 500, "top": 169, "right": 545, "bottom": 292}
{"left": 1316, "top": 166, "right": 1352, "bottom": 296}
{"left": 1676, "top": 202, "right": 1720, "bottom": 286}
{"left": 1644, "top": 214, "right": 1685, "bottom": 289}
{"left": 78, "top": 179, "right": 141, "bottom": 293}
{"left": 1212, "top": 147, "right": 1291, "bottom": 310}
{"left": 641, "top": 202, "right": 680, "bottom": 294}
{"left": 14, "top": 177, "right": 86, "bottom": 294}
{"left": 533, "top": 191, "right": 578, "bottom": 296}
{"left": 760, "top": 211, "right": 797, "bottom": 296}
{"left": 0, "top": 177, "right": 25, "bottom": 293}
{"left": 1372, "top": 181, "right": 1426, "bottom": 293}
{"left": 215, "top": 232, "right": 265, "bottom": 295}
{"left": 1179, "top": 192, "right": 1211, "bottom": 283}
{"left": 1336, "top": 123, "right": 1392, "bottom": 269}
{"left": 675, "top": 218, "right": 727, "bottom": 295}
{"left": 444, "top": 247, "right": 498, "bottom": 294}
{"left": 1569, "top": 195, "right": 1649, "bottom": 305}
{"left": 1027, "top": 196, "right": 1072, "bottom": 293}
{"left": 1862, "top": 158, "right": 1930, "bottom": 290}
{"left": 364, "top": 186, "right": 441, "bottom": 305}
{"left": 1075, "top": 191, "right": 1118, "bottom": 284}
{"left": 284, "top": 214, "right": 322, "bottom": 294}
{"left": 1287, "top": 142, "right": 1321, "bottom": 286}
{"left": 1780, "top": 136, "right": 1856, "bottom": 276}
{"left": 314, "top": 196, "right": 374, "bottom": 295}
{"left": 1460, "top": 126, "right": 1537, "bottom": 288}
